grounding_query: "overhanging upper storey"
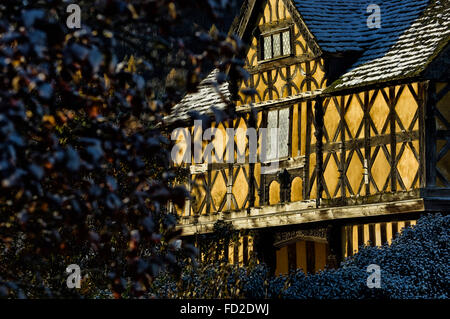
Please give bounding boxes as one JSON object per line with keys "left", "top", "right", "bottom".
{"left": 167, "top": 0, "right": 450, "bottom": 235}
{"left": 235, "top": 0, "right": 326, "bottom": 106}
{"left": 165, "top": 0, "right": 449, "bottom": 126}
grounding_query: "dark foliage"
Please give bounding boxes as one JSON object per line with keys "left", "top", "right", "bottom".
{"left": 0, "top": 0, "right": 248, "bottom": 298}
{"left": 196, "top": 220, "right": 240, "bottom": 264}
{"left": 152, "top": 214, "right": 450, "bottom": 299}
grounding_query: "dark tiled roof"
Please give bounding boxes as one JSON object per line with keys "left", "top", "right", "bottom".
{"left": 168, "top": 0, "right": 450, "bottom": 121}
{"left": 164, "top": 69, "right": 230, "bottom": 124}
{"left": 327, "top": 0, "right": 450, "bottom": 90}
{"left": 293, "top": 0, "right": 430, "bottom": 53}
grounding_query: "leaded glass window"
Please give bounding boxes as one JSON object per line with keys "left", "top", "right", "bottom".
{"left": 260, "top": 29, "right": 292, "bottom": 61}
{"left": 266, "top": 109, "right": 278, "bottom": 160}
{"left": 282, "top": 30, "right": 291, "bottom": 56}
{"left": 264, "top": 36, "right": 272, "bottom": 60}
{"left": 272, "top": 33, "right": 281, "bottom": 57}
{"left": 265, "top": 108, "right": 290, "bottom": 160}
{"left": 278, "top": 108, "right": 289, "bottom": 158}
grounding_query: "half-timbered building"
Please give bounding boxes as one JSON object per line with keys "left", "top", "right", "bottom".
{"left": 166, "top": 0, "right": 450, "bottom": 275}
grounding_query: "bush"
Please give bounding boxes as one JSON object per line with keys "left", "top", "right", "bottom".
{"left": 0, "top": 0, "right": 247, "bottom": 298}
{"left": 151, "top": 213, "right": 450, "bottom": 299}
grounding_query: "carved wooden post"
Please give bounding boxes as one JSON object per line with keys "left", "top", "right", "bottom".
{"left": 326, "top": 224, "right": 342, "bottom": 268}
{"left": 314, "top": 97, "right": 324, "bottom": 207}
{"left": 425, "top": 81, "right": 437, "bottom": 187}
{"left": 248, "top": 109, "right": 257, "bottom": 213}
{"left": 389, "top": 86, "right": 397, "bottom": 192}
{"left": 278, "top": 168, "right": 291, "bottom": 203}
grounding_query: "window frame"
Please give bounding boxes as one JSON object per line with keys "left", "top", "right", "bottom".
{"left": 259, "top": 26, "right": 293, "bottom": 63}
{"left": 264, "top": 106, "right": 292, "bottom": 162}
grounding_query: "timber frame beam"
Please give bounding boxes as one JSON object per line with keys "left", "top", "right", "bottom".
{"left": 177, "top": 197, "right": 428, "bottom": 236}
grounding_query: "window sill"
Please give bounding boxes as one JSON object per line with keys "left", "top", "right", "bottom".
{"left": 258, "top": 54, "right": 292, "bottom": 65}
